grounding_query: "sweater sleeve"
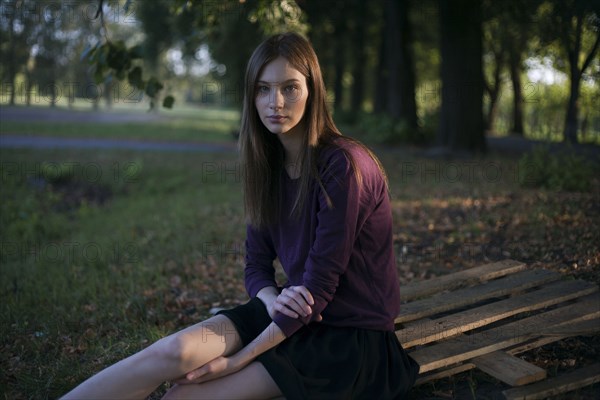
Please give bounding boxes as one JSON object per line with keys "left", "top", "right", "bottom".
{"left": 273, "top": 149, "right": 364, "bottom": 337}
{"left": 244, "top": 224, "right": 278, "bottom": 298}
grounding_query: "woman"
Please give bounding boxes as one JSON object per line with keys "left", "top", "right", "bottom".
{"left": 62, "top": 32, "right": 418, "bottom": 400}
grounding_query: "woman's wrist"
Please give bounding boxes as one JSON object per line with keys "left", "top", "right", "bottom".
{"left": 256, "top": 286, "right": 279, "bottom": 318}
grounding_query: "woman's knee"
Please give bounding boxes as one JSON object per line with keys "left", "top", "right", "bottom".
{"left": 147, "top": 318, "right": 240, "bottom": 372}
{"left": 148, "top": 332, "right": 199, "bottom": 372}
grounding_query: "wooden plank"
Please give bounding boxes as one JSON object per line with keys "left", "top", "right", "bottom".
{"left": 412, "top": 319, "right": 600, "bottom": 386}
{"left": 409, "top": 294, "right": 600, "bottom": 373}
{"left": 396, "top": 268, "right": 561, "bottom": 324}
{"left": 502, "top": 363, "right": 600, "bottom": 400}
{"left": 540, "top": 317, "right": 600, "bottom": 337}
{"left": 397, "top": 279, "right": 597, "bottom": 347}
{"left": 401, "top": 259, "right": 526, "bottom": 302}
{"left": 415, "top": 362, "right": 476, "bottom": 386}
{"left": 473, "top": 351, "right": 546, "bottom": 386}
{"left": 412, "top": 319, "right": 599, "bottom": 384}
{"left": 505, "top": 318, "right": 600, "bottom": 357}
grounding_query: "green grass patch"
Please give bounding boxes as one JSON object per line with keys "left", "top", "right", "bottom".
{"left": 1, "top": 105, "right": 240, "bottom": 143}
{"left": 0, "top": 147, "right": 246, "bottom": 398}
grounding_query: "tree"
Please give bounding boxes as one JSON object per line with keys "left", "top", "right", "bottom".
{"left": 546, "top": 0, "right": 600, "bottom": 144}
{"left": 482, "top": 0, "right": 541, "bottom": 135}
{"left": 349, "top": 0, "right": 367, "bottom": 113}
{"left": 373, "top": 0, "right": 418, "bottom": 132}
{"left": 437, "top": 0, "right": 486, "bottom": 152}
{"left": 0, "top": 0, "right": 37, "bottom": 106}
{"left": 482, "top": 0, "right": 507, "bottom": 132}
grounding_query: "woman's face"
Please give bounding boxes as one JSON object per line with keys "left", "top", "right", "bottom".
{"left": 255, "top": 56, "right": 309, "bottom": 136}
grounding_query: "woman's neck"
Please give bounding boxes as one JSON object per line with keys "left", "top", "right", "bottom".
{"left": 277, "top": 123, "right": 305, "bottom": 172}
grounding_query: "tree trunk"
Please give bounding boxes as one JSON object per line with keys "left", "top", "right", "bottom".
{"left": 373, "top": 22, "right": 387, "bottom": 114}
{"left": 437, "top": 0, "right": 486, "bottom": 152}
{"left": 7, "top": 1, "right": 17, "bottom": 106}
{"left": 385, "top": 0, "right": 401, "bottom": 118}
{"left": 508, "top": 44, "right": 524, "bottom": 136}
{"left": 563, "top": 70, "right": 580, "bottom": 144}
{"left": 396, "top": 0, "right": 418, "bottom": 130}
{"left": 384, "top": 0, "right": 418, "bottom": 131}
{"left": 350, "top": 0, "right": 366, "bottom": 113}
{"left": 333, "top": 34, "right": 345, "bottom": 110}
{"left": 485, "top": 51, "right": 503, "bottom": 132}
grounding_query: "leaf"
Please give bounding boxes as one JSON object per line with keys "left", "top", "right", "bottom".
{"left": 162, "top": 95, "right": 175, "bottom": 109}
{"left": 129, "top": 44, "right": 144, "bottom": 59}
{"left": 145, "top": 77, "right": 164, "bottom": 98}
{"left": 128, "top": 66, "right": 144, "bottom": 89}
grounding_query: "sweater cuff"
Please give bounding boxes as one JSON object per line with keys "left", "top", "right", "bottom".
{"left": 273, "top": 313, "right": 305, "bottom": 337}
{"left": 247, "top": 280, "right": 278, "bottom": 299}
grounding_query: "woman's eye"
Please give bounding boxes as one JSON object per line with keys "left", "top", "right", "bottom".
{"left": 257, "top": 86, "right": 269, "bottom": 94}
{"left": 283, "top": 85, "right": 300, "bottom": 99}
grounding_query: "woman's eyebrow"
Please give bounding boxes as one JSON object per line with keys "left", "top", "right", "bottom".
{"left": 256, "top": 79, "right": 301, "bottom": 84}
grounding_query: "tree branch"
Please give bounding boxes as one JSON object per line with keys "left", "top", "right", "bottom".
{"left": 580, "top": 30, "right": 600, "bottom": 75}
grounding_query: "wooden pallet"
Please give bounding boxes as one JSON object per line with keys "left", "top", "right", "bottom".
{"left": 396, "top": 259, "right": 600, "bottom": 397}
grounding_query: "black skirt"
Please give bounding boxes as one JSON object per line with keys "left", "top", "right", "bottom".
{"left": 218, "top": 298, "right": 419, "bottom": 400}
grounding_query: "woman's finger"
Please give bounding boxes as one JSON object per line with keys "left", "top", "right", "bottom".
{"left": 273, "top": 298, "right": 300, "bottom": 318}
{"left": 277, "top": 287, "right": 313, "bottom": 317}
{"left": 291, "top": 286, "right": 314, "bottom": 306}
{"left": 275, "top": 292, "right": 306, "bottom": 317}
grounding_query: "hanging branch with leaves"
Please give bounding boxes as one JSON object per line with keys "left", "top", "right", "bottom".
{"left": 82, "top": 0, "right": 174, "bottom": 109}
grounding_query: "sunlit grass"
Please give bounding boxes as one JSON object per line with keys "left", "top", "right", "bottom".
{"left": 1, "top": 104, "right": 240, "bottom": 143}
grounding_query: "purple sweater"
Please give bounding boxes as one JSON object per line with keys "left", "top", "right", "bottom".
{"left": 244, "top": 138, "right": 401, "bottom": 337}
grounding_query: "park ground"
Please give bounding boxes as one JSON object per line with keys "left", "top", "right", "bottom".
{"left": 0, "top": 104, "right": 599, "bottom": 399}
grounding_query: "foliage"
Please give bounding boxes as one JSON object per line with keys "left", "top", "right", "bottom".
{"left": 518, "top": 145, "right": 596, "bottom": 191}
{"left": 357, "top": 112, "right": 432, "bottom": 145}
{"left": 83, "top": 39, "right": 174, "bottom": 109}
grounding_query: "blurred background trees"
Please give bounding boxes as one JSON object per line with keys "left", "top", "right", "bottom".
{"left": 1, "top": 0, "right": 599, "bottom": 151}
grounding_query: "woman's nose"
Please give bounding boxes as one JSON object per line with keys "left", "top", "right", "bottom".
{"left": 269, "top": 88, "right": 284, "bottom": 109}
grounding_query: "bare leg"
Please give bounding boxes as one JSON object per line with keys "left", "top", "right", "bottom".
{"left": 162, "top": 362, "right": 282, "bottom": 400}
{"left": 61, "top": 315, "right": 242, "bottom": 400}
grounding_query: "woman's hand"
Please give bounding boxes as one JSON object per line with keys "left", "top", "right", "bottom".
{"left": 274, "top": 286, "right": 322, "bottom": 321}
{"left": 174, "top": 355, "right": 249, "bottom": 385}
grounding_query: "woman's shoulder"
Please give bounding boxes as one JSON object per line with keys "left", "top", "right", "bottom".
{"left": 318, "top": 136, "right": 380, "bottom": 173}
{"left": 318, "top": 135, "right": 372, "bottom": 164}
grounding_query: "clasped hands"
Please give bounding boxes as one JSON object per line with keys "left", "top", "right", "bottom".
{"left": 268, "top": 285, "right": 323, "bottom": 322}
{"left": 175, "top": 285, "right": 320, "bottom": 385}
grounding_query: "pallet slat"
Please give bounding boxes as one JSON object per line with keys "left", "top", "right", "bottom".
{"left": 415, "top": 362, "right": 476, "bottom": 386}
{"left": 473, "top": 351, "right": 546, "bottom": 386}
{"left": 396, "top": 268, "right": 560, "bottom": 324}
{"left": 396, "top": 261, "right": 600, "bottom": 395}
{"left": 413, "top": 319, "right": 600, "bottom": 386}
{"left": 502, "top": 363, "right": 600, "bottom": 400}
{"left": 409, "top": 294, "right": 600, "bottom": 373}
{"left": 401, "top": 259, "right": 526, "bottom": 302}
{"left": 397, "top": 279, "right": 597, "bottom": 348}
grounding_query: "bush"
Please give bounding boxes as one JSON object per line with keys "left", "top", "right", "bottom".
{"left": 518, "top": 145, "right": 595, "bottom": 192}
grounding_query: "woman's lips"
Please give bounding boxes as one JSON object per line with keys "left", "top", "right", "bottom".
{"left": 267, "top": 115, "right": 286, "bottom": 123}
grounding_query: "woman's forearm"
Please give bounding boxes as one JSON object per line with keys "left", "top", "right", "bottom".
{"left": 234, "top": 322, "right": 286, "bottom": 364}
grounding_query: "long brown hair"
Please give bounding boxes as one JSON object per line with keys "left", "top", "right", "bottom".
{"left": 239, "top": 32, "right": 386, "bottom": 228}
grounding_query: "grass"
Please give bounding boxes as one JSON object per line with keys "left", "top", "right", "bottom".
{"left": 1, "top": 108, "right": 599, "bottom": 399}
{"left": 1, "top": 104, "right": 240, "bottom": 143}
{"left": 1, "top": 147, "right": 246, "bottom": 398}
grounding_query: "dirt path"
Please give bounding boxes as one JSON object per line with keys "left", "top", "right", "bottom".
{"left": 1, "top": 106, "right": 599, "bottom": 159}
{"left": 0, "top": 134, "right": 236, "bottom": 152}
{"left": 1, "top": 105, "right": 166, "bottom": 124}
